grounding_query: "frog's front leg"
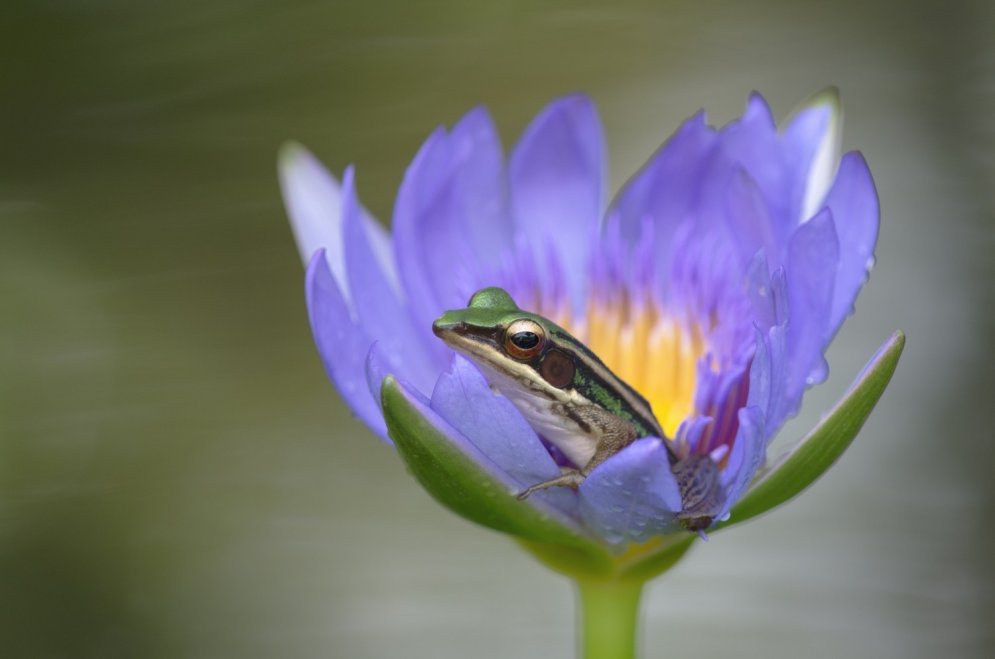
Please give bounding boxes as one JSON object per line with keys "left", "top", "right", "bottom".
{"left": 516, "top": 408, "right": 638, "bottom": 500}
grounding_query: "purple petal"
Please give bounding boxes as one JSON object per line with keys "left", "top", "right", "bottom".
{"left": 364, "top": 341, "right": 391, "bottom": 411}
{"left": 745, "top": 252, "right": 777, "bottom": 328}
{"left": 305, "top": 251, "right": 388, "bottom": 440}
{"left": 763, "top": 323, "right": 791, "bottom": 436}
{"left": 786, "top": 208, "right": 840, "bottom": 404}
{"left": 694, "top": 362, "right": 750, "bottom": 456}
{"left": 279, "top": 143, "right": 347, "bottom": 287}
{"left": 392, "top": 375, "right": 584, "bottom": 527}
{"left": 510, "top": 94, "right": 605, "bottom": 307}
{"left": 822, "top": 152, "right": 880, "bottom": 334}
{"left": 724, "top": 168, "right": 778, "bottom": 266}
{"left": 607, "top": 112, "right": 717, "bottom": 263}
{"left": 676, "top": 416, "right": 714, "bottom": 455}
{"left": 578, "top": 437, "right": 682, "bottom": 544}
{"left": 720, "top": 93, "right": 834, "bottom": 253}
{"left": 393, "top": 108, "right": 511, "bottom": 334}
{"left": 783, "top": 101, "right": 835, "bottom": 222}
{"left": 448, "top": 109, "right": 514, "bottom": 267}
{"left": 719, "top": 405, "right": 766, "bottom": 518}
{"left": 746, "top": 330, "right": 772, "bottom": 424}
{"left": 341, "top": 167, "right": 441, "bottom": 395}
{"left": 717, "top": 95, "right": 788, "bottom": 235}
{"left": 430, "top": 356, "right": 578, "bottom": 514}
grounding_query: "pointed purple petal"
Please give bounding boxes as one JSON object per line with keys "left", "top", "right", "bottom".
{"left": 510, "top": 94, "right": 605, "bottom": 306}
{"left": 716, "top": 95, "right": 804, "bottom": 252}
{"left": 763, "top": 323, "right": 791, "bottom": 435}
{"left": 782, "top": 101, "right": 835, "bottom": 222}
{"left": 823, "top": 152, "right": 880, "bottom": 334}
{"left": 448, "top": 109, "right": 514, "bottom": 266}
{"left": 788, "top": 90, "right": 843, "bottom": 222}
{"left": 341, "top": 167, "right": 441, "bottom": 395}
{"left": 393, "top": 109, "right": 511, "bottom": 332}
{"left": 364, "top": 341, "right": 391, "bottom": 411}
{"left": 279, "top": 144, "right": 347, "bottom": 285}
{"left": 745, "top": 252, "right": 777, "bottom": 328}
{"left": 786, "top": 208, "right": 840, "bottom": 404}
{"left": 719, "top": 406, "right": 766, "bottom": 518}
{"left": 391, "top": 376, "right": 586, "bottom": 530}
{"left": 720, "top": 93, "right": 836, "bottom": 254}
{"left": 578, "top": 437, "right": 683, "bottom": 544}
{"left": 746, "top": 330, "right": 772, "bottom": 423}
{"left": 724, "top": 168, "right": 778, "bottom": 266}
{"left": 429, "top": 356, "right": 578, "bottom": 514}
{"left": 305, "top": 251, "right": 388, "bottom": 440}
{"left": 430, "top": 356, "right": 561, "bottom": 481}
{"left": 608, "top": 112, "right": 717, "bottom": 262}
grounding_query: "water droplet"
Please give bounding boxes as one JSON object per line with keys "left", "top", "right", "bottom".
{"left": 865, "top": 256, "right": 876, "bottom": 269}
{"left": 611, "top": 478, "right": 624, "bottom": 487}
{"left": 805, "top": 375, "right": 815, "bottom": 386}
{"left": 610, "top": 504, "right": 624, "bottom": 513}
{"left": 640, "top": 475, "right": 651, "bottom": 484}
{"left": 757, "top": 286, "right": 767, "bottom": 297}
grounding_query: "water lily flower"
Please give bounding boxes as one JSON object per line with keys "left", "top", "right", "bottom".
{"left": 280, "top": 90, "right": 903, "bottom": 657}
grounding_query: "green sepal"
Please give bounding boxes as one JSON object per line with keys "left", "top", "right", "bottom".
{"left": 718, "top": 330, "right": 905, "bottom": 530}
{"left": 615, "top": 534, "right": 695, "bottom": 582}
{"left": 520, "top": 532, "right": 695, "bottom": 582}
{"left": 381, "top": 376, "right": 615, "bottom": 574}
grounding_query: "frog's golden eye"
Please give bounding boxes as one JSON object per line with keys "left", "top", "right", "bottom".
{"left": 504, "top": 319, "right": 546, "bottom": 360}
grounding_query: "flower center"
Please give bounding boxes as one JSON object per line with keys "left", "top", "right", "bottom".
{"left": 531, "top": 292, "right": 706, "bottom": 440}
{"left": 580, "top": 298, "right": 705, "bottom": 439}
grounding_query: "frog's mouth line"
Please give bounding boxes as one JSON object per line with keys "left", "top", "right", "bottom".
{"left": 432, "top": 319, "right": 503, "bottom": 355}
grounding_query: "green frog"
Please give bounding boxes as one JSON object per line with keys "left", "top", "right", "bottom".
{"left": 432, "top": 287, "right": 722, "bottom": 532}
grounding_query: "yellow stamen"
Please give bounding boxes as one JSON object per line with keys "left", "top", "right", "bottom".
{"left": 549, "top": 295, "right": 706, "bottom": 439}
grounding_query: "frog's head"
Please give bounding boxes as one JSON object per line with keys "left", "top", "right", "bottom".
{"left": 432, "top": 287, "right": 576, "bottom": 390}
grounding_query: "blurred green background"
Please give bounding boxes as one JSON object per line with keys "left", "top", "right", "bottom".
{"left": 1, "top": 1, "right": 992, "bottom": 657}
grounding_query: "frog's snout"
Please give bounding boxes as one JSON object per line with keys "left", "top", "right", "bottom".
{"left": 432, "top": 316, "right": 467, "bottom": 338}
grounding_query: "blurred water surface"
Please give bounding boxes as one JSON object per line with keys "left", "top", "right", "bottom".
{"left": 1, "top": 1, "right": 993, "bottom": 657}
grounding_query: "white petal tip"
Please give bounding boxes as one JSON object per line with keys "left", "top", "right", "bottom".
{"left": 278, "top": 141, "right": 313, "bottom": 173}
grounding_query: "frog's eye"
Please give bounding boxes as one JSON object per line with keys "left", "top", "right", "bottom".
{"left": 504, "top": 319, "right": 546, "bottom": 360}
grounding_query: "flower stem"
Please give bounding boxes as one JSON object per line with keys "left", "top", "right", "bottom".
{"left": 575, "top": 578, "right": 644, "bottom": 659}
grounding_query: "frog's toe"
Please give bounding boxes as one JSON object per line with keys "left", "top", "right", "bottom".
{"left": 516, "top": 470, "right": 585, "bottom": 500}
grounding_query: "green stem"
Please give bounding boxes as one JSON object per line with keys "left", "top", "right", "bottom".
{"left": 575, "top": 578, "right": 644, "bottom": 659}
